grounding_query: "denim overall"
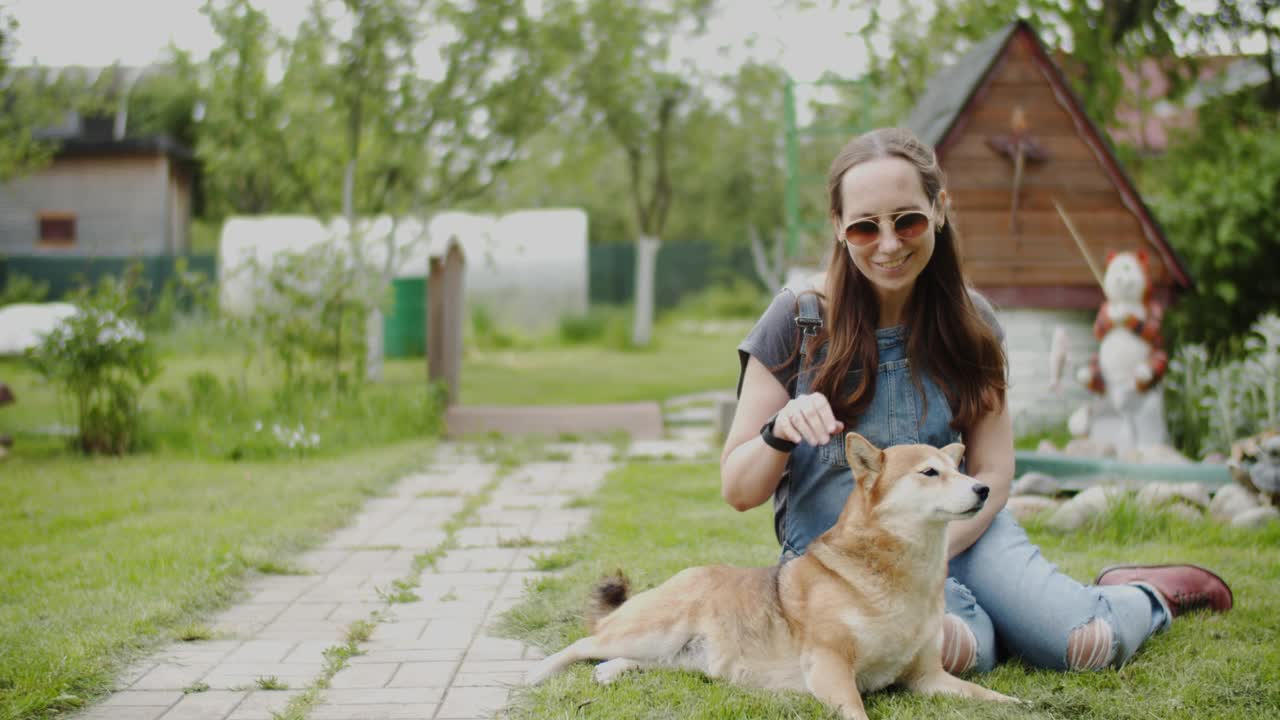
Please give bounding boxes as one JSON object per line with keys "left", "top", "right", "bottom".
{"left": 773, "top": 292, "right": 1165, "bottom": 671}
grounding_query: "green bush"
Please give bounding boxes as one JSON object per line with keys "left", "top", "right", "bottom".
{"left": 1149, "top": 102, "right": 1280, "bottom": 348}
{"left": 668, "top": 277, "right": 769, "bottom": 320}
{"left": 469, "top": 304, "right": 522, "bottom": 350}
{"left": 557, "top": 305, "right": 633, "bottom": 348}
{"left": 0, "top": 271, "right": 50, "bottom": 306}
{"left": 235, "top": 244, "right": 378, "bottom": 391}
{"left": 24, "top": 277, "right": 160, "bottom": 455}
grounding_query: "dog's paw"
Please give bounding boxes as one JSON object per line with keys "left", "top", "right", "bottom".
{"left": 593, "top": 658, "right": 639, "bottom": 685}
{"left": 526, "top": 658, "right": 558, "bottom": 686}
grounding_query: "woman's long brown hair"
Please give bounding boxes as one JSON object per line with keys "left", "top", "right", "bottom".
{"left": 795, "top": 127, "right": 1006, "bottom": 432}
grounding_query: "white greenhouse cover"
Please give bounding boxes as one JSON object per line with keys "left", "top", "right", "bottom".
{"left": 0, "top": 302, "right": 79, "bottom": 356}
{"left": 219, "top": 209, "right": 588, "bottom": 330}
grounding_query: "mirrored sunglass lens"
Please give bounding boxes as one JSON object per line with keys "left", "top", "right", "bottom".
{"left": 846, "top": 221, "right": 879, "bottom": 244}
{"left": 895, "top": 212, "right": 929, "bottom": 238}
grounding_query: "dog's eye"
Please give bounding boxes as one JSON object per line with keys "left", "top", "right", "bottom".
{"left": 920, "top": 468, "right": 939, "bottom": 477}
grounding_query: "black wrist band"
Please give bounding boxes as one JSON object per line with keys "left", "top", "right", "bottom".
{"left": 760, "top": 412, "right": 798, "bottom": 453}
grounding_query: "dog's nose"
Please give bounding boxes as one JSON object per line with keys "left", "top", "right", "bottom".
{"left": 972, "top": 484, "right": 990, "bottom": 501}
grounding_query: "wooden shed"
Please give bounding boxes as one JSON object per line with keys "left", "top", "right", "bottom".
{"left": 905, "top": 20, "right": 1192, "bottom": 309}
{"left": 904, "top": 20, "right": 1193, "bottom": 432}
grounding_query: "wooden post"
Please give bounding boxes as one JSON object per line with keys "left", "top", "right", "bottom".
{"left": 427, "top": 240, "right": 464, "bottom": 406}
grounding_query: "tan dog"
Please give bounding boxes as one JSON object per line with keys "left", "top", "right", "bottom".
{"left": 527, "top": 432, "right": 1017, "bottom": 719}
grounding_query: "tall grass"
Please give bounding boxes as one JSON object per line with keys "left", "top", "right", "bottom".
{"left": 1166, "top": 313, "right": 1280, "bottom": 457}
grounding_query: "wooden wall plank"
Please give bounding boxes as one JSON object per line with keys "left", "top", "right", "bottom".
{"left": 948, "top": 187, "right": 1126, "bottom": 212}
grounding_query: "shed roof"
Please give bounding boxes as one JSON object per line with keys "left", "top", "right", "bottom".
{"left": 903, "top": 20, "right": 1192, "bottom": 290}
{"left": 905, "top": 23, "right": 1018, "bottom": 148}
{"left": 55, "top": 135, "right": 194, "bottom": 163}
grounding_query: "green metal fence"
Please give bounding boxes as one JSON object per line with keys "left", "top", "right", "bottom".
{"left": 0, "top": 254, "right": 219, "bottom": 307}
{"left": 587, "top": 241, "right": 761, "bottom": 309}
{"left": 0, "top": 241, "right": 761, "bottom": 311}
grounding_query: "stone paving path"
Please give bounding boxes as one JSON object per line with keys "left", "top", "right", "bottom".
{"left": 75, "top": 418, "right": 718, "bottom": 720}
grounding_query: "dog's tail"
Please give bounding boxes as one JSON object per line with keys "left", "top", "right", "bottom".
{"left": 586, "top": 570, "right": 630, "bottom": 633}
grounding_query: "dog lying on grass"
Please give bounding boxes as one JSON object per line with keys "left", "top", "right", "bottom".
{"left": 528, "top": 432, "right": 1017, "bottom": 720}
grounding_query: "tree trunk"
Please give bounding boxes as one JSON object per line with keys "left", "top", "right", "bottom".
{"left": 748, "top": 225, "right": 784, "bottom": 295}
{"left": 631, "top": 234, "right": 660, "bottom": 346}
{"left": 366, "top": 307, "right": 384, "bottom": 382}
{"left": 343, "top": 158, "right": 385, "bottom": 383}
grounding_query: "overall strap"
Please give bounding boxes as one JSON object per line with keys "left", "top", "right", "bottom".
{"left": 796, "top": 292, "right": 823, "bottom": 362}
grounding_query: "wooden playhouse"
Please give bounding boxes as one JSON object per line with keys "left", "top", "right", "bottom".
{"left": 903, "top": 19, "right": 1194, "bottom": 429}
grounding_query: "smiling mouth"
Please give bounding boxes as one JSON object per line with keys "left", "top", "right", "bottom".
{"left": 874, "top": 253, "right": 912, "bottom": 270}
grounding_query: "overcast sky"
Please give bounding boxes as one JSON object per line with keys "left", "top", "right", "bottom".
{"left": 6, "top": 0, "right": 880, "bottom": 81}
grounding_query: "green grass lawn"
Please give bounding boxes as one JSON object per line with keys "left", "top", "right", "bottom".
{"left": 0, "top": 439, "right": 437, "bottom": 720}
{"left": 496, "top": 462, "right": 1280, "bottom": 720}
{"left": 1, "top": 314, "right": 750, "bottom": 456}
{"left": 0, "top": 306, "right": 755, "bottom": 720}
{"left": 442, "top": 317, "right": 752, "bottom": 406}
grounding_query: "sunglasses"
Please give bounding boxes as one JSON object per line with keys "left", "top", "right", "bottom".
{"left": 842, "top": 209, "right": 933, "bottom": 246}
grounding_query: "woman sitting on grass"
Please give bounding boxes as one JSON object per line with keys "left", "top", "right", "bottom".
{"left": 720, "top": 126, "right": 1232, "bottom": 674}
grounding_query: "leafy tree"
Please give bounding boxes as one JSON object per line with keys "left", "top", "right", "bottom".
{"left": 544, "top": 0, "right": 714, "bottom": 346}
{"left": 197, "top": 0, "right": 557, "bottom": 377}
{"left": 0, "top": 9, "right": 60, "bottom": 181}
{"left": 681, "top": 62, "right": 790, "bottom": 290}
{"left": 855, "top": 0, "right": 1278, "bottom": 126}
{"left": 1147, "top": 99, "right": 1280, "bottom": 349}
{"left": 197, "top": 0, "right": 301, "bottom": 216}
{"left": 124, "top": 58, "right": 201, "bottom": 149}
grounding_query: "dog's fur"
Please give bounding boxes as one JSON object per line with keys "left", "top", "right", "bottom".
{"left": 528, "top": 432, "right": 1016, "bottom": 719}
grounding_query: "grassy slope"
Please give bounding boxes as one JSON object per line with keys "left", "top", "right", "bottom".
{"left": 496, "top": 462, "right": 1280, "bottom": 720}
{"left": 0, "top": 440, "right": 437, "bottom": 720}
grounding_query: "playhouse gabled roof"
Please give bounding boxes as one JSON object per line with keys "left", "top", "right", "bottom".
{"left": 905, "top": 24, "right": 1019, "bottom": 148}
{"left": 904, "top": 20, "right": 1193, "bottom": 290}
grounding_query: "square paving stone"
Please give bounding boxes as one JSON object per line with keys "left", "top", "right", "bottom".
{"left": 157, "top": 690, "right": 246, "bottom": 720}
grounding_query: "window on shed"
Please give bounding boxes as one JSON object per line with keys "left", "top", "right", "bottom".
{"left": 38, "top": 212, "right": 77, "bottom": 248}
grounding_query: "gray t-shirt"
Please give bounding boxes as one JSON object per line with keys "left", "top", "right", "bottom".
{"left": 736, "top": 286, "right": 1005, "bottom": 398}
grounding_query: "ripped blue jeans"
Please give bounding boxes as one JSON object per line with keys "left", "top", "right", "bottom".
{"left": 944, "top": 509, "right": 1166, "bottom": 671}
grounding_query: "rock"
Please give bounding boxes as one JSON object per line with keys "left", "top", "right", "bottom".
{"left": 1209, "top": 484, "right": 1262, "bottom": 523}
{"left": 1063, "top": 437, "right": 1115, "bottom": 458}
{"left": 1202, "top": 452, "right": 1227, "bottom": 464}
{"left": 1248, "top": 434, "right": 1280, "bottom": 501}
{"left": 1006, "top": 495, "right": 1061, "bottom": 522}
{"left": 1231, "top": 505, "right": 1280, "bottom": 529}
{"left": 1228, "top": 429, "right": 1280, "bottom": 504}
{"left": 1047, "top": 486, "right": 1124, "bottom": 531}
{"left": 1012, "top": 472, "right": 1061, "bottom": 497}
{"left": 1035, "top": 439, "right": 1061, "bottom": 455}
{"left": 1136, "top": 482, "right": 1211, "bottom": 510}
{"left": 1162, "top": 503, "right": 1204, "bottom": 523}
{"left": 1121, "top": 443, "right": 1191, "bottom": 464}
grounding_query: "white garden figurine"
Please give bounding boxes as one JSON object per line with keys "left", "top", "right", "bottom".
{"left": 1072, "top": 250, "right": 1172, "bottom": 454}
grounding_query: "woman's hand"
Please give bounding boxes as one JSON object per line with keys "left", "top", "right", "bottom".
{"left": 773, "top": 392, "right": 845, "bottom": 447}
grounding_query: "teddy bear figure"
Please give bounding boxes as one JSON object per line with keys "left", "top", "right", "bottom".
{"left": 1072, "top": 250, "right": 1171, "bottom": 453}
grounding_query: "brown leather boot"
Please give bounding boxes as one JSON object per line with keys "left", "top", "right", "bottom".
{"left": 1094, "top": 564, "right": 1233, "bottom": 617}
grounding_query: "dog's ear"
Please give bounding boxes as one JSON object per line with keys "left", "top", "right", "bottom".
{"left": 845, "top": 432, "right": 884, "bottom": 480}
{"left": 941, "top": 442, "right": 966, "bottom": 466}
